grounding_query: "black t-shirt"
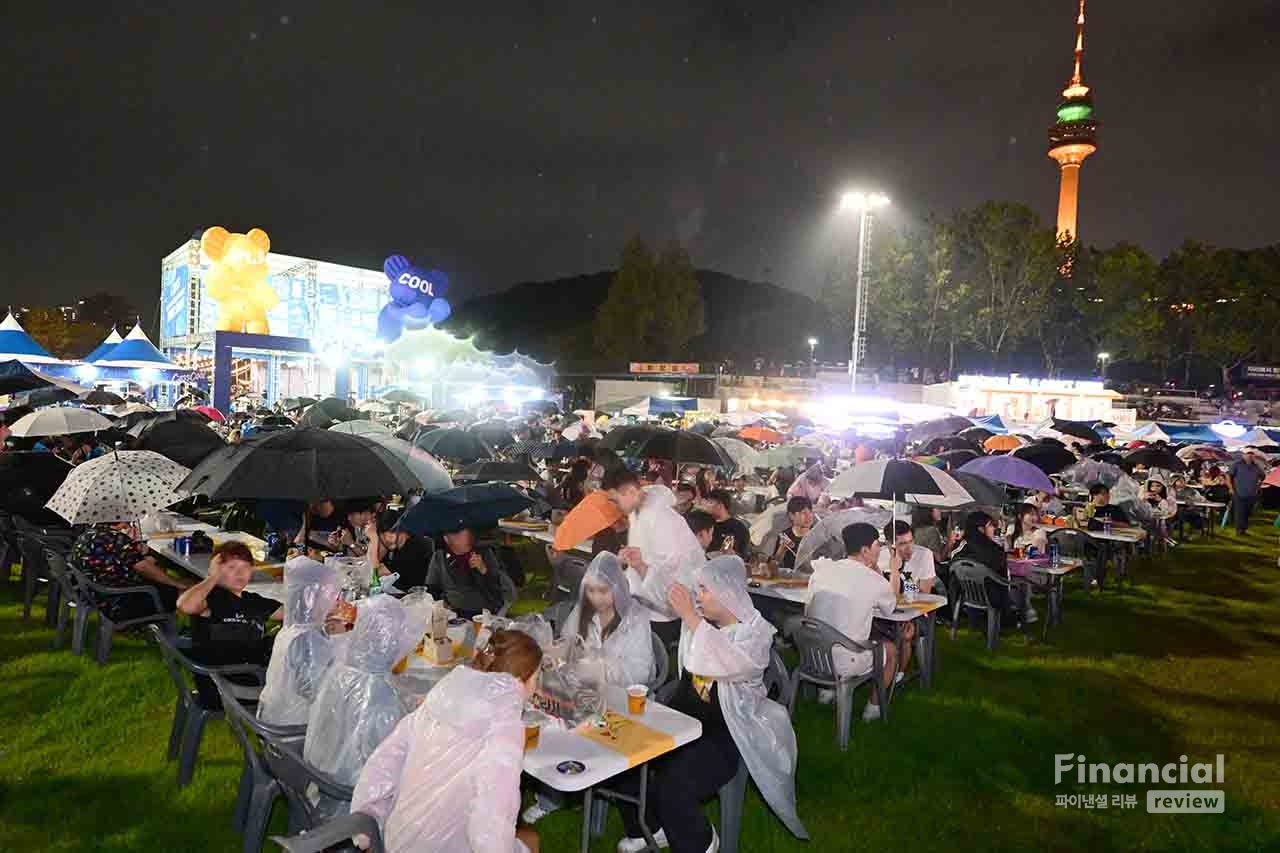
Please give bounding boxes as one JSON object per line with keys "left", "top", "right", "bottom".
{"left": 382, "top": 535, "right": 433, "bottom": 589}
{"left": 710, "top": 517, "right": 752, "bottom": 559}
{"left": 776, "top": 527, "right": 804, "bottom": 570}
{"left": 191, "top": 586, "right": 279, "bottom": 665}
{"left": 1087, "top": 504, "right": 1128, "bottom": 531}
{"left": 667, "top": 671, "right": 729, "bottom": 737}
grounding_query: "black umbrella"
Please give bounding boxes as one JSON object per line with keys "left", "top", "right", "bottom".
{"left": 1122, "top": 446, "right": 1186, "bottom": 472}
{"left": 1052, "top": 418, "right": 1103, "bottom": 444}
{"left": 906, "top": 416, "right": 974, "bottom": 444}
{"left": 629, "top": 429, "right": 734, "bottom": 468}
{"left": 1091, "top": 451, "right": 1126, "bottom": 466}
{"left": 601, "top": 424, "right": 664, "bottom": 455}
{"left": 688, "top": 421, "right": 717, "bottom": 436}
{"left": 936, "top": 448, "right": 982, "bottom": 468}
{"left": 381, "top": 389, "right": 424, "bottom": 405}
{"left": 957, "top": 426, "right": 995, "bottom": 444}
{"left": 179, "top": 427, "right": 419, "bottom": 502}
{"left": 126, "top": 409, "right": 211, "bottom": 438}
{"left": 414, "top": 428, "right": 494, "bottom": 463}
{"left": 949, "top": 471, "right": 1009, "bottom": 507}
{"left": 300, "top": 397, "right": 360, "bottom": 428}
{"left": 0, "top": 451, "right": 73, "bottom": 513}
{"left": 135, "top": 419, "right": 227, "bottom": 469}
{"left": 282, "top": 396, "right": 318, "bottom": 412}
{"left": 469, "top": 421, "right": 516, "bottom": 449}
{"left": 1012, "top": 443, "right": 1077, "bottom": 475}
{"left": 831, "top": 458, "right": 948, "bottom": 501}
{"left": 398, "top": 483, "right": 534, "bottom": 536}
{"left": 922, "top": 435, "right": 983, "bottom": 455}
{"left": 20, "top": 386, "right": 79, "bottom": 408}
{"left": 1, "top": 404, "right": 34, "bottom": 426}
{"left": 79, "top": 389, "right": 126, "bottom": 406}
{"left": 1036, "top": 436, "right": 1067, "bottom": 448}
{"left": 454, "top": 459, "right": 542, "bottom": 484}
{"left": 0, "top": 360, "right": 56, "bottom": 396}
{"left": 426, "top": 409, "right": 469, "bottom": 425}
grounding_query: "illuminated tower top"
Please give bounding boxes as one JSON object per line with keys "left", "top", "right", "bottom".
{"left": 1048, "top": 0, "right": 1098, "bottom": 154}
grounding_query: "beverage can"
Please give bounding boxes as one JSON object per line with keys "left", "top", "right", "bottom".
{"left": 1049, "top": 543, "right": 1060, "bottom": 568}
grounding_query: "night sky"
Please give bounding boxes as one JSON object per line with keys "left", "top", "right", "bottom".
{"left": 5, "top": 2, "right": 1278, "bottom": 317}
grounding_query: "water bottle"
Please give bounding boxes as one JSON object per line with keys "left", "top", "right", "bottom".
{"left": 1103, "top": 518, "right": 1113, "bottom": 536}
{"left": 1049, "top": 543, "right": 1060, "bottom": 569}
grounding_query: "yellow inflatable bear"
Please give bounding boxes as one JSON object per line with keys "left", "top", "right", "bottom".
{"left": 200, "top": 226, "right": 278, "bottom": 334}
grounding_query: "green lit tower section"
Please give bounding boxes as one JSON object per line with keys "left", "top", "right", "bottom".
{"left": 1047, "top": 0, "right": 1098, "bottom": 243}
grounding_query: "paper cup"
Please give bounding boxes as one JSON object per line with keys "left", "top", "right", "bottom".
{"left": 626, "top": 684, "right": 648, "bottom": 715}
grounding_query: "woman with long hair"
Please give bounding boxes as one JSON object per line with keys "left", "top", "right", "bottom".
{"left": 1005, "top": 503, "right": 1048, "bottom": 555}
{"left": 351, "top": 629, "right": 544, "bottom": 852}
{"left": 558, "top": 458, "right": 591, "bottom": 508}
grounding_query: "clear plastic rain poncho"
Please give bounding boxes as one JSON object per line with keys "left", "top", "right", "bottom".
{"left": 350, "top": 665, "right": 530, "bottom": 853}
{"left": 626, "top": 484, "right": 706, "bottom": 618}
{"left": 304, "top": 594, "right": 430, "bottom": 785}
{"left": 678, "top": 555, "right": 809, "bottom": 840}
{"left": 258, "top": 557, "right": 340, "bottom": 726}
{"left": 562, "top": 552, "right": 655, "bottom": 688}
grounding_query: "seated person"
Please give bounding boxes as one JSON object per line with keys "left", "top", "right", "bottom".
{"left": 351, "top": 630, "right": 543, "bottom": 853}
{"left": 807, "top": 523, "right": 902, "bottom": 721}
{"left": 673, "top": 482, "right": 698, "bottom": 516}
{"left": 366, "top": 509, "right": 432, "bottom": 591}
{"left": 615, "top": 556, "right": 808, "bottom": 852}
{"left": 325, "top": 499, "right": 380, "bottom": 556}
{"left": 1006, "top": 503, "right": 1049, "bottom": 555}
{"left": 523, "top": 552, "right": 655, "bottom": 825}
{"left": 685, "top": 510, "right": 716, "bottom": 551}
{"left": 424, "top": 527, "right": 505, "bottom": 617}
{"left": 1146, "top": 479, "right": 1177, "bottom": 516}
{"left": 297, "top": 498, "right": 343, "bottom": 549}
{"left": 258, "top": 556, "right": 341, "bottom": 726}
{"left": 952, "top": 511, "right": 1033, "bottom": 621}
{"left": 306, "top": 595, "right": 428, "bottom": 786}
{"left": 178, "top": 541, "right": 284, "bottom": 706}
{"left": 1169, "top": 474, "right": 1204, "bottom": 535}
{"left": 1085, "top": 484, "right": 1129, "bottom": 531}
{"left": 701, "top": 489, "right": 752, "bottom": 560}
{"left": 773, "top": 496, "right": 814, "bottom": 571}
{"left": 72, "top": 522, "right": 194, "bottom": 622}
{"left": 879, "top": 519, "right": 937, "bottom": 594}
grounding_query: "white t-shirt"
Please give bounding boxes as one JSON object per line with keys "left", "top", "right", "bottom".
{"left": 876, "top": 544, "right": 936, "bottom": 584}
{"left": 806, "top": 557, "right": 897, "bottom": 676}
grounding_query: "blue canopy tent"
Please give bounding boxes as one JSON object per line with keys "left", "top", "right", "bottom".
{"left": 93, "top": 324, "right": 177, "bottom": 370}
{"left": 969, "top": 414, "right": 1008, "bottom": 433}
{"left": 1156, "top": 423, "right": 1224, "bottom": 444}
{"left": 82, "top": 328, "right": 123, "bottom": 363}
{"left": 0, "top": 312, "right": 61, "bottom": 365}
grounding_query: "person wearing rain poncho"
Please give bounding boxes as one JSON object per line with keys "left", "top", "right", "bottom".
{"left": 619, "top": 484, "right": 707, "bottom": 647}
{"left": 522, "top": 552, "right": 656, "bottom": 826}
{"left": 614, "top": 555, "right": 808, "bottom": 853}
{"left": 304, "top": 595, "right": 429, "bottom": 786}
{"left": 350, "top": 629, "right": 544, "bottom": 853}
{"left": 257, "top": 557, "right": 341, "bottom": 726}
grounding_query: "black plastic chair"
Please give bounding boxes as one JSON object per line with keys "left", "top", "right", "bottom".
{"left": 13, "top": 515, "right": 74, "bottom": 624}
{"left": 545, "top": 546, "right": 588, "bottom": 602}
{"left": 271, "top": 812, "right": 383, "bottom": 853}
{"left": 949, "top": 559, "right": 1010, "bottom": 651}
{"left": 149, "top": 625, "right": 265, "bottom": 787}
{"left": 43, "top": 547, "right": 90, "bottom": 653}
{"left": 212, "top": 673, "right": 341, "bottom": 853}
{"left": 69, "top": 564, "right": 177, "bottom": 665}
{"left": 785, "top": 612, "right": 887, "bottom": 749}
{"left": 649, "top": 630, "right": 671, "bottom": 691}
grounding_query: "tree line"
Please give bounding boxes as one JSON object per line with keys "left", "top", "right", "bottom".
{"left": 821, "top": 201, "right": 1280, "bottom": 390}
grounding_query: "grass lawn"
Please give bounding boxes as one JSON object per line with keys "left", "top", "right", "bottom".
{"left": 2, "top": 521, "right": 1280, "bottom": 852}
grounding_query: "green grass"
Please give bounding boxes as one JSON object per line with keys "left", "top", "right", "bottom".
{"left": 3, "top": 523, "right": 1280, "bottom": 852}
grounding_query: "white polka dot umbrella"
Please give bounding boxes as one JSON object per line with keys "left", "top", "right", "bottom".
{"left": 45, "top": 450, "right": 191, "bottom": 525}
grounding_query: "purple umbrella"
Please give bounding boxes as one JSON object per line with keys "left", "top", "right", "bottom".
{"left": 959, "top": 455, "right": 1057, "bottom": 494}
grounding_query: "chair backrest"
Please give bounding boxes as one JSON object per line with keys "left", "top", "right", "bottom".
{"left": 784, "top": 614, "right": 861, "bottom": 680}
{"left": 496, "top": 570, "right": 519, "bottom": 617}
{"left": 546, "top": 547, "right": 588, "bottom": 597}
{"left": 149, "top": 624, "right": 198, "bottom": 706}
{"left": 764, "top": 648, "right": 792, "bottom": 706}
{"left": 211, "top": 672, "right": 307, "bottom": 792}
{"left": 150, "top": 626, "right": 267, "bottom": 707}
{"left": 950, "top": 559, "right": 994, "bottom": 608}
{"left": 649, "top": 630, "right": 670, "bottom": 690}
{"left": 542, "top": 599, "right": 574, "bottom": 634}
{"left": 1046, "top": 528, "right": 1088, "bottom": 559}
{"left": 42, "top": 546, "right": 84, "bottom": 602}
{"left": 267, "top": 735, "right": 355, "bottom": 824}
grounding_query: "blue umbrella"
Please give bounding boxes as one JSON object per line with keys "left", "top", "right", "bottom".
{"left": 398, "top": 483, "right": 534, "bottom": 536}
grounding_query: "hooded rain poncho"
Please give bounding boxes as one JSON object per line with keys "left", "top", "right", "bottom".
{"left": 258, "top": 556, "right": 341, "bottom": 726}
{"left": 626, "top": 485, "right": 706, "bottom": 619}
{"left": 304, "top": 594, "right": 429, "bottom": 785}
{"left": 563, "top": 552, "right": 655, "bottom": 688}
{"left": 678, "top": 555, "right": 809, "bottom": 840}
{"left": 350, "top": 665, "right": 530, "bottom": 853}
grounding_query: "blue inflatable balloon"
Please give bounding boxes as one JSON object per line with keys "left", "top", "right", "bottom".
{"left": 378, "top": 255, "right": 451, "bottom": 342}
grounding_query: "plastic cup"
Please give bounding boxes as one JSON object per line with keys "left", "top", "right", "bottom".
{"left": 524, "top": 721, "right": 541, "bottom": 751}
{"left": 627, "top": 684, "right": 648, "bottom": 715}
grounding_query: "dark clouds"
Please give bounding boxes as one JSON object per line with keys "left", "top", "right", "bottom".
{"left": 3, "top": 1, "right": 1277, "bottom": 317}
